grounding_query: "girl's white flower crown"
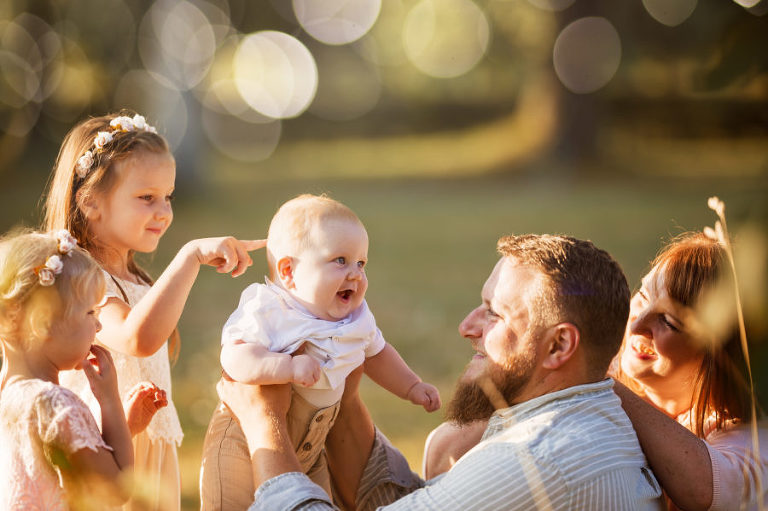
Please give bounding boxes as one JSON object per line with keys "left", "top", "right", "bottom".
{"left": 34, "top": 230, "right": 79, "bottom": 287}
{"left": 75, "top": 114, "right": 157, "bottom": 179}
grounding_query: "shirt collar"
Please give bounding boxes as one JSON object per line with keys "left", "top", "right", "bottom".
{"left": 485, "top": 379, "right": 615, "bottom": 437}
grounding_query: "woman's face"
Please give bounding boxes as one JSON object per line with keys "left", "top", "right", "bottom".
{"left": 620, "top": 265, "right": 705, "bottom": 395}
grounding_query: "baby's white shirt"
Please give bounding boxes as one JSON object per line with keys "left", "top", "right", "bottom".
{"left": 221, "top": 280, "right": 386, "bottom": 407}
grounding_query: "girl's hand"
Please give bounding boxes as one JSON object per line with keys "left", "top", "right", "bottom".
{"left": 407, "top": 381, "right": 442, "bottom": 412}
{"left": 124, "top": 381, "right": 168, "bottom": 437}
{"left": 81, "top": 345, "right": 120, "bottom": 404}
{"left": 185, "top": 237, "right": 266, "bottom": 277}
{"left": 291, "top": 354, "right": 322, "bottom": 387}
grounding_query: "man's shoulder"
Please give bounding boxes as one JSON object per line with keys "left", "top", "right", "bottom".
{"left": 483, "top": 384, "right": 646, "bottom": 473}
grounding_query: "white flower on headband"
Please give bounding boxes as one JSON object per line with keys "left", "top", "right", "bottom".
{"left": 110, "top": 116, "right": 135, "bottom": 132}
{"left": 38, "top": 267, "right": 56, "bottom": 286}
{"left": 37, "top": 254, "right": 63, "bottom": 286}
{"left": 56, "top": 230, "right": 78, "bottom": 254}
{"left": 132, "top": 114, "right": 147, "bottom": 130}
{"left": 34, "top": 230, "right": 78, "bottom": 286}
{"left": 94, "top": 131, "right": 114, "bottom": 151}
{"left": 75, "top": 113, "right": 158, "bottom": 180}
{"left": 76, "top": 150, "right": 94, "bottom": 178}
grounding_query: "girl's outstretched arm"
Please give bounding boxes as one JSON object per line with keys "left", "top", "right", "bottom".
{"left": 364, "top": 343, "right": 441, "bottom": 412}
{"left": 98, "top": 237, "right": 265, "bottom": 357}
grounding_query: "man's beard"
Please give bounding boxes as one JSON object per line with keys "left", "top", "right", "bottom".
{"left": 445, "top": 349, "right": 537, "bottom": 425}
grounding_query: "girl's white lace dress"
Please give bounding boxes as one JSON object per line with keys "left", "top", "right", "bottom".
{"left": 60, "top": 272, "right": 183, "bottom": 510}
{"left": 0, "top": 378, "right": 110, "bottom": 510}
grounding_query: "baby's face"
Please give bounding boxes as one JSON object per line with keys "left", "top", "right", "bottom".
{"left": 289, "top": 218, "right": 368, "bottom": 321}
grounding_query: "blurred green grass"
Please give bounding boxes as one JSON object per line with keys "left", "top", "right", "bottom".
{"left": 2, "top": 170, "right": 767, "bottom": 509}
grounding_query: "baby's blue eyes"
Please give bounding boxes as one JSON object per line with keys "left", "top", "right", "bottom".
{"left": 334, "top": 257, "right": 366, "bottom": 269}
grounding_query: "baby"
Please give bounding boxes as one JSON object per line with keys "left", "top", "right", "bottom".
{"left": 200, "top": 194, "right": 440, "bottom": 510}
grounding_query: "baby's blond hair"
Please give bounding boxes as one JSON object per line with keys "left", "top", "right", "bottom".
{"left": 266, "top": 194, "right": 363, "bottom": 278}
{"left": 0, "top": 229, "right": 105, "bottom": 348}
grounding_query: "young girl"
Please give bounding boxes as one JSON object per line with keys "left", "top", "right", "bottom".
{"left": 43, "top": 111, "right": 262, "bottom": 510}
{"left": 0, "top": 229, "right": 133, "bottom": 510}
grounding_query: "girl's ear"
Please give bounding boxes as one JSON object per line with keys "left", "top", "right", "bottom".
{"left": 276, "top": 257, "right": 295, "bottom": 289}
{"left": 78, "top": 193, "right": 101, "bottom": 222}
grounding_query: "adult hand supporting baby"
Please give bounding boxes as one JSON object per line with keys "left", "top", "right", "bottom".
{"left": 216, "top": 378, "right": 299, "bottom": 488}
{"left": 325, "top": 365, "right": 375, "bottom": 511}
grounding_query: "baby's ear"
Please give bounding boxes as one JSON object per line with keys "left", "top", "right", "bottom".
{"left": 276, "top": 257, "right": 295, "bottom": 288}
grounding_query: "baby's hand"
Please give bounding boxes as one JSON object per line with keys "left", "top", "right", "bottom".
{"left": 292, "top": 354, "right": 321, "bottom": 388}
{"left": 81, "top": 345, "right": 119, "bottom": 404}
{"left": 407, "top": 382, "right": 442, "bottom": 412}
{"left": 124, "top": 381, "right": 168, "bottom": 437}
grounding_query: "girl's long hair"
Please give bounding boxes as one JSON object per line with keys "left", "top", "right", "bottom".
{"left": 42, "top": 111, "right": 180, "bottom": 362}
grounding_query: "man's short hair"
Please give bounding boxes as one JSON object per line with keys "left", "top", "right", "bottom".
{"left": 497, "top": 234, "right": 629, "bottom": 377}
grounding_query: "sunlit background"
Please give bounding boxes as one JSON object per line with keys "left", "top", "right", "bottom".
{"left": 1, "top": 1, "right": 767, "bottom": 508}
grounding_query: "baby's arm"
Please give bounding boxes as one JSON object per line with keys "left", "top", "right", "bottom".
{"left": 97, "top": 237, "right": 265, "bottom": 357}
{"left": 66, "top": 345, "right": 134, "bottom": 504}
{"left": 364, "top": 343, "right": 441, "bottom": 412}
{"left": 221, "top": 340, "right": 321, "bottom": 387}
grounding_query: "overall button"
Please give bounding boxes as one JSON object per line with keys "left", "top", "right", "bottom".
{"left": 302, "top": 442, "right": 312, "bottom": 451}
{"left": 315, "top": 415, "right": 324, "bottom": 423}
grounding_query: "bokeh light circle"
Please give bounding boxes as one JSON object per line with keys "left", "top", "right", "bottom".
{"left": 309, "top": 46, "right": 381, "bottom": 121}
{"left": 139, "top": 0, "right": 217, "bottom": 90}
{"left": 642, "top": 0, "right": 697, "bottom": 27}
{"left": 527, "top": 0, "right": 576, "bottom": 11}
{"left": 293, "top": 0, "right": 382, "bottom": 45}
{"left": 403, "top": 0, "right": 490, "bottom": 79}
{"left": 201, "top": 102, "right": 282, "bottom": 163}
{"left": 113, "top": 70, "right": 188, "bottom": 150}
{"left": 553, "top": 17, "right": 621, "bottom": 94}
{"left": 233, "top": 31, "right": 318, "bottom": 119}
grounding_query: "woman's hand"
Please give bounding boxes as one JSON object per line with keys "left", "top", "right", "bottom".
{"left": 184, "top": 237, "right": 266, "bottom": 277}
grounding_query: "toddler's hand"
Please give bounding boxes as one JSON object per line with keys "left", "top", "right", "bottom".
{"left": 407, "top": 382, "right": 442, "bottom": 412}
{"left": 81, "top": 345, "right": 119, "bottom": 404}
{"left": 186, "top": 237, "right": 266, "bottom": 277}
{"left": 292, "top": 354, "right": 321, "bottom": 388}
{"left": 124, "top": 381, "right": 168, "bottom": 437}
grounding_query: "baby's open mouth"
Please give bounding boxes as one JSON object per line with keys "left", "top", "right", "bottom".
{"left": 337, "top": 289, "right": 353, "bottom": 301}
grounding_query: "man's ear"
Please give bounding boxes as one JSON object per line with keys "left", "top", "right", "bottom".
{"left": 276, "top": 257, "right": 295, "bottom": 289}
{"left": 541, "top": 323, "right": 580, "bottom": 370}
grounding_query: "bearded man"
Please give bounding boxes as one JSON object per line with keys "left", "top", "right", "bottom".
{"left": 219, "top": 234, "right": 665, "bottom": 511}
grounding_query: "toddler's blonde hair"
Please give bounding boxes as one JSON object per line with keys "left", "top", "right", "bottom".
{"left": 266, "top": 194, "right": 363, "bottom": 278}
{"left": 0, "top": 229, "right": 105, "bottom": 348}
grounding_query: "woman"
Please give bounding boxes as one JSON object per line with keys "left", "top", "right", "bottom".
{"left": 424, "top": 232, "right": 767, "bottom": 511}
{"left": 612, "top": 232, "right": 767, "bottom": 510}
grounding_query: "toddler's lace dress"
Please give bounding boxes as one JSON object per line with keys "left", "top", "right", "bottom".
{"left": 0, "top": 379, "right": 110, "bottom": 510}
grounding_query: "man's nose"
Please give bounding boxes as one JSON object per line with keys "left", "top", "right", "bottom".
{"left": 459, "top": 307, "right": 483, "bottom": 339}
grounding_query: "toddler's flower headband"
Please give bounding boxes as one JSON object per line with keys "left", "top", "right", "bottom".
{"left": 75, "top": 114, "right": 157, "bottom": 179}
{"left": 34, "top": 230, "right": 79, "bottom": 287}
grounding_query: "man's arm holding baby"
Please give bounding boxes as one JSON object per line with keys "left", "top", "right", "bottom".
{"left": 364, "top": 343, "right": 441, "bottom": 412}
{"left": 221, "top": 340, "right": 321, "bottom": 387}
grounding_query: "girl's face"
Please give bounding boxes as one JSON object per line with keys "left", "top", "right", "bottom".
{"left": 89, "top": 151, "right": 176, "bottom": 256}
{"left": 47, "top": 295, "right": 102, "bottom": 372}
{"left": 620, "top": 265, "right": 705, "bottom": 396}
